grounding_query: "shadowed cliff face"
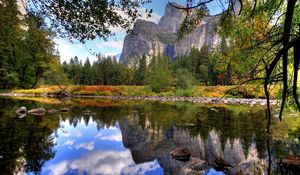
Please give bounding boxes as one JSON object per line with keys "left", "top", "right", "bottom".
{"left": 119, "top": 3, "right": 220, "bottom": 66}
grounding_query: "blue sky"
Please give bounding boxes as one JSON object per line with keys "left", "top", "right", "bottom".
{"left": 55, "top": 0, "right": 226, "bottom": 63}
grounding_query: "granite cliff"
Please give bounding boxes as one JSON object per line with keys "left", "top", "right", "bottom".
{"left": 119, "top": 3, "right": 221, "bottom": 65}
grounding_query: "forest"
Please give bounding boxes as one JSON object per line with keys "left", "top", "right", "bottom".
{"left": 61, "top": 41, "right": 257, "bottom": 93}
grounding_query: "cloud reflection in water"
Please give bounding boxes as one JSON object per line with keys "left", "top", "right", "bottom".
{"left": 43, "top": 118, "right": 162, "bottom": 175}
{"left": 47, "top": 150, "right": 161, "bottom": 175}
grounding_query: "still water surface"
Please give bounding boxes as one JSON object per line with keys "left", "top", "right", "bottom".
{"left": 0, "top": 97, "right": 300, "bottom": 175}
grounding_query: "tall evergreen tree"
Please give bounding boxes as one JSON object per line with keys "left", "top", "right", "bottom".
{"left": 148, "top": 54, "right": 172, "bottom": 93}
{"left": 82, "top": 58, "right": 92, "bottom": 85}
{"left": 133, "top": 54, "right": 147, "bottom": 85}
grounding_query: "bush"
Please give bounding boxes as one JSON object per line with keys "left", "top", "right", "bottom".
{"left": 175, "top": 87, "right": 195, "bottom": 97}
{"left": 225, "top": 87, "right": 256, "bottom": 98}
{"left": 149, "top": 69, "right": 172, "bottom": 93}
{"left": 174, "top": 68, "right": 197, "bottom": 90}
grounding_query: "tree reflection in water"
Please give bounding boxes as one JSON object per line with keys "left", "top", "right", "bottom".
{"left": 0, "top": 97, "right": 300, "bottom": 174}
{"left": 0, "top": 99, "right": 56, "bottom": 174}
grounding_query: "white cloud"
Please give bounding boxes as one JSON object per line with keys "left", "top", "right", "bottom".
{"left": 109, "top": 7, "right": 162, "bottom": 33}
{"left": 63, "top": 139, "right": 74, "bottom": 146}
{"left": 96, "top": 131, "right": 123, "bottom": 142}
{"left": 46, "top": 150, "right": 162, "bottom": 175}
{"left": 137, "top": 7, "right": 161, "bottom": 23}
{"left": 75, "top": 142, "right": 95, "bottom": 151}
{"left": 75, "top": 131, "right": 83, "bottom": 138}
{"left": 70, "top": 150, "right": 133, "bottom": 175}
{"left": 103, "top": 52, "right": 119, "bottom": 57}
{"left": 62, "top": 132, "right": 71, "bottom": 138}
{"left": 97, "top": 40, "right": 124, "bottom": 50}
{"left": 122, "top": 161, "right": 161, "bottom": 175}
{"left": 47, "top": 161, "right": 68, "bottom": 175}
{"left": 54, "top": 38, "right": 96, "bottom": 63}
{"left": 54, "top": 7, "right": 161, "bottom": 64}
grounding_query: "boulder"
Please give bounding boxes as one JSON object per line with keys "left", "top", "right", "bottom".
{"left": 170, "top": 147, "right": 191, "bottom": 161}
{"left": 16, "top": 107, "right": 27, "bottom": 116}
{"left": 28, "top": 108, "right": 46, "bottom": 116}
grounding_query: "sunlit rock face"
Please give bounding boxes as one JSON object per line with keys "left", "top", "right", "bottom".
{"left": 120, "top": 20, "right": 166, "bottom": 66}
{"left": 174, "top": 16, "right": 221, "bottom": 56}
{"left": 119, "top": 3, "right": 221, "bottom": 66}
{"left": 158, "top": 3, "right": 186, "bottom": 33}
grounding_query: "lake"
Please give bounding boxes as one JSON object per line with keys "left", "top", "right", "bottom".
{"left": 0, "top": 97, "right": 299, "bottom": 175}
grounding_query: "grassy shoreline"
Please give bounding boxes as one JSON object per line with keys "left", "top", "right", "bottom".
{"left": 8, "top": 85, "right": 277, "bottom": 99}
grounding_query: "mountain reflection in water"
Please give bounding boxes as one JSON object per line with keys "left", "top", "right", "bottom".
{"left": 0, "top": 97, "right": 299, "bottom": 175}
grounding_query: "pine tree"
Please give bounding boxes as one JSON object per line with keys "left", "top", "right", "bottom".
{"left": 82, "top": 58, "right": 92, "bottom": 85}
{"left": 133, "top": 54, "right": 147, "bottom": 85}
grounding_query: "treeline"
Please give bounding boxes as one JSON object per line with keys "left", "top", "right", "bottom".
{"left": 0, "top": 0, "right": 66, "bottom": 89}
{"left": 62, "top": 41, "right": 256, "bottom": 93}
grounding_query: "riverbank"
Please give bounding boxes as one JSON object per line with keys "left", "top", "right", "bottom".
{"left": 0, "top": 85, "right": 279, "bottom": 106}
{"left": 0, "top": 92, "right": 278, "bottom": 106}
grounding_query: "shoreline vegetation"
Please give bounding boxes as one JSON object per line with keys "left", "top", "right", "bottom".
{"left": 0, "top": 85, "right": 279, "bottom": 106}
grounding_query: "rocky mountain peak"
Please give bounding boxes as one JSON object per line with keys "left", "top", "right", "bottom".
{"left": 119, "top": 3, "right": 221, "bottom": 66}
{"left": 158, "top": 3, "right": 186, "bottom": 33}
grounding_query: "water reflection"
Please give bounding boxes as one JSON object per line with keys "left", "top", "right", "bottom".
{"left": 0, "top": 97, "right": 299, "bottom": 174}
{"left": 42, "top": 119, "right": 162, "bottom": 175}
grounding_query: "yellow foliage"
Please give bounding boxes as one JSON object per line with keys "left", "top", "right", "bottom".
{"left": 11, "top": 85, "right": 279, "bottom": 98}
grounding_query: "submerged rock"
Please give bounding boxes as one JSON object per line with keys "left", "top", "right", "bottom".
{"left": 82, "top": 110, "right": 96, "bottom": 116}
{"left": 47, "top": 109, "right": 58, "bottom": 114}
{"left": 214, "top": 156, "right": 233, "bottom": 171}
{"left": 282, "top": 155, "right": 300, "bottom": 167}
{"left": 16, "top": 107, "right": 27, "bottom": 116}
{"left": 209, "top": 107, "right": 219, "bottom": 112}
{"left": 170, "top": 147, "right": 191, "bottom": 161}
{"left": 60, "top": 108, "right": 69, "bottom": 112}
{"left": 182, "top": 158, "right": 209, "bottom": 175}
{"left": 187, "top": 158, "right": 209, "bottom": 171}
{"left": 281, "top": 155, "right": 300, "bottom": 174}
{"left": 18, "top": 113, "right": 27, "bottom": 119}
{"left": 228, "top": 160, "right": 264, "bottom": 175}
{"left": 28, "top": 108, "right": 46, "bottom": 116}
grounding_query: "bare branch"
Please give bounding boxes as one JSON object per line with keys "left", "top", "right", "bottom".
{"left": 293, "top": 26, "right": 300, "bottom": 111}
{"left": 168, "top": 0, "right": 214, "bottom": 10}
{"left": 250, "top": 0, "right": 257, "bottom": 18}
